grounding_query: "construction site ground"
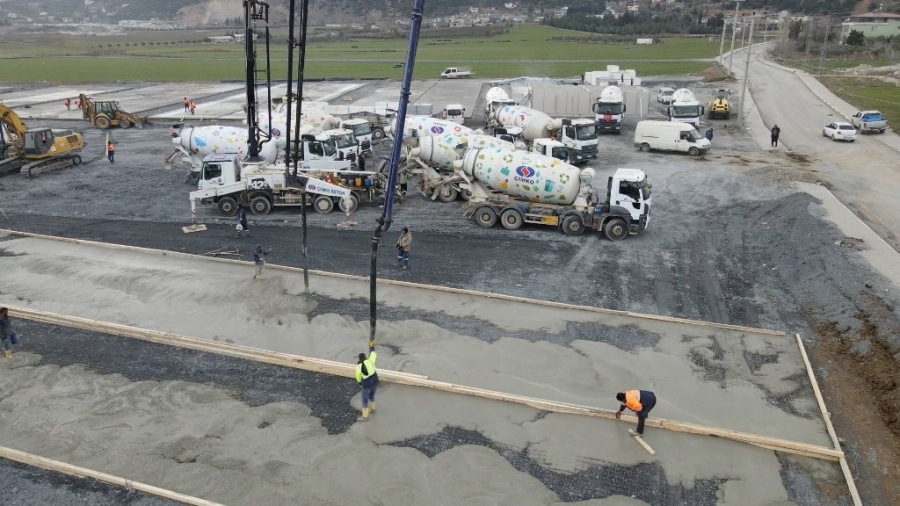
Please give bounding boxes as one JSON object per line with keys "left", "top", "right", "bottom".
{"left": 1, "top": 74, "right": 899, "bottom": 505}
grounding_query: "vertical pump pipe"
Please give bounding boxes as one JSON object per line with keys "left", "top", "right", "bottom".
{"left": 738, "top": 16, "right": 755, "bottom": 127}
{"left": 285, "top": 0, "right": 296, "bottom": 170}
{"left": 243, "top": 0, "right": 260, "bottom": 160}
{"left": 296, "top": 0, "right": 312, "bottom": 292}
{"left": 728, "top": 0, "right": 744, "bottom": 75}
{"left": 369, "top": 0, "right": 426, "bottom": 343}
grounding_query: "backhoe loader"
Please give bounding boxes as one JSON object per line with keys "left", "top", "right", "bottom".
{"left": 0, "top": 104, "right": 84, "bottom": 178}
{"left": 79, "top": 93, "right": 149, "bottom": 130}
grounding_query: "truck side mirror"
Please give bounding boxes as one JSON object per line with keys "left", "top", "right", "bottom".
{"left": 700, "top": 106, "right": 705, "bottom": 115}
{"left": 623, "top": 105, "right": 627, "bottom": 113}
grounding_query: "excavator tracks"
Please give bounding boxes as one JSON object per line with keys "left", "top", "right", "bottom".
{"left": 21, "top": 154, "right": 83, "bottom": 178}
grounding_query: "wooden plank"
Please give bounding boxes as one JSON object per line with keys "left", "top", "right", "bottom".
{"left": 7, "top": 306, "right": 839, "bottom": 461}
{"left": 628, "top": 429, "right": 657, "bottom": 455}
{"left": 0, "top": 228, "right": 786, "bottom": 337}
{"left": 795, "top": 334, "right": 863, "bottom": 506}
{"left": 182, "top": 224, "right": 207, "bottom": 234}
{"left": 0, "top": 446, "right": 226, "bottom": 506}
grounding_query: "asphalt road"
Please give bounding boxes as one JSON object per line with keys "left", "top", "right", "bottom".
{"left": 743, "top": 49, "right": 900, "bottom": 249}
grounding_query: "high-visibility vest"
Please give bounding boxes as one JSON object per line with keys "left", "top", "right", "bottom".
{"left": 355, "top": 352, "right": 378, "bottom": 384}
{"left": 623, "top": 390, "right": 643, "bottom": 412}
{"left": 108, "top": 143, "right": 115, "bottom": 151}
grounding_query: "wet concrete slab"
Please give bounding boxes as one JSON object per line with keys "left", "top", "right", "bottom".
{"left": 0, "top": 85, "right": 134, "bottom": 111}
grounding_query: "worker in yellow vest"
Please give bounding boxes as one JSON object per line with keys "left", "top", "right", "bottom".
{"left": 615, "top": 389, "right": 657, "bottom": 435}
{"left": 355, "top": 339, "right": 379, "bottom": 422}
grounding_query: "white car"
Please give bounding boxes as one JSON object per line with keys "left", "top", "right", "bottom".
{"left": 822, "top": 122, "right": 858, "bottom": 142}
{"left": 657, "top": 87, "right": 675, "bottom": 104}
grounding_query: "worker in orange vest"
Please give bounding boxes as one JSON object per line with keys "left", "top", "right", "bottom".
{"left": 74, "top": 99, "right": 80, "bottom": 108}
{"left": 107, "top": 141, "right": 115, "bottom": 164}
{"left": 615, "top": 389, "right": 657, "bottom": 436}
{"left": 189, "top": 100, "right": 196, "bottom": 115}
{"left": 64, "top": 97, "right": 71, "bottom": 110}
{"left": 183, "top": 97, "right": 190, "bottom": 112}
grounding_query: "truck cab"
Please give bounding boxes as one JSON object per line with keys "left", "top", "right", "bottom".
{"left": 605, "top": 168, "right": 652, "bottom": 235}
{"left": 319, "top": 128, "right": 361, "bottom": 162}
{"left": 491, "top": 127, "right": 528, "bottom": 150}
{"left": 592, "top": 100, "right": 626, "bottom": 133}
{"left": 557, "top": 119, "right": 599, "bottom": 163}
{"left": 850, "top": 110, "right": 888, "bottom": 133}
{"left": 198, "top": 154, "right": 242, "bottom": 191}
{"left": 442, "top": 104, "right": 466, "bottom": 124}
{"left": 531, "top": 139, "right": 570, "bottom": 162}
{"left": 338, "top": 119, "right": 374, "bottom": 152}
{"left": 440, "top": 67, "right": 472, "bottom": 79}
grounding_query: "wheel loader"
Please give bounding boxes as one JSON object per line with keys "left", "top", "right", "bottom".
{"left": 707, "top": 88, "right": 732, "bottom": 120}
{"left": 0, "top": 104, "right": 85, "bottom": 178}
{"left": 79, "top": 93, "right": 149, "bottom": 130}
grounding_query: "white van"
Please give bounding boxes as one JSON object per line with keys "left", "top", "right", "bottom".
{"left": 442, "top": 103, "right": 465, "bottom": 124}
{"left": 634, "top": 120, "right": 710, "bottom": 156}
{"left": 657, "top": 87, "right": 675, "bottom": 104}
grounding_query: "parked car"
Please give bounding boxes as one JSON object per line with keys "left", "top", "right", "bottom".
{"left": 656, "top": 87, "right": 675, "bottom": 104}
{"left": 850, "top": 110, "right": 888, "bottom": 134}
{"left": 822, "top": 122, "right": 858, "bottom": 142}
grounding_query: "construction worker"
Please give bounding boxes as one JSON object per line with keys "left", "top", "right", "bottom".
{"left": 396, "top": 226, "right": 412, "bottom": 269}
{"left": 64, "top": 97, "right": 71, "bottom": 110}
{"left": 355, "top": 339, "right": 379, "bottom": 422}
{"left": 107, "top": 141, "right": 115, "bottom": 164}
{"left": 0, "top": 307, "right": 20, "bottom": 359}
{"left": 770, "top": 125, "right": 781, "bottom": 147}
{"left": 236, "top": 204, "right": 250, "bottom": 238}
{"left": 189, "top": 100, "right": 197, "bottom": 116}
{"left": 74, "top": 99, "right": 80, "bottom": 109}
{"left": 400, "top": 171, "right": 409, "bottom": 195}
{"left": 357, "top": 152, "right": 366, "bottom": 171}
{"left": 252, "top": 244, "right": 270, "bottom": 279}
{"left": 615, "top": 389, "right": 657, "bottom": 436}
{"left": 183, "top": 97, "right": 190, "bottom": 112}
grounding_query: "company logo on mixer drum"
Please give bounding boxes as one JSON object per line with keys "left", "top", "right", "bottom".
{"left": 430, "top": 125, "right": 445, "bottom": 134}
{"left": 514, "top": 166, "right": 536, "bottom": 183}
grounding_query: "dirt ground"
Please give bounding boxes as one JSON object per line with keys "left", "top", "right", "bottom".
{"left": 2, "top": 79, "right": 900, "bottom": 504}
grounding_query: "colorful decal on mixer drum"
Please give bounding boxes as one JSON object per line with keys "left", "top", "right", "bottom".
{"left": 503, "top": 154, "right": 513, "bottom": 163}
{"left": 558, "top": 173, "right": 570, "bottom": 184}
{"left": 430, "top": 125, "right": 445, "bottom": 134}
{"left": 272, "top": 128, "right": 282, "bottom": 137}
{"left": 453, "top": 126, "right": 462, "bottom": 132}
{"left": 193, "top": 137, "right": 207, "bottom": 147}
{"left": 501, "top": 167, "right": 510, "bottom": 176}
{"left": 544, "top": 180, "right": 556, "bottom": 193}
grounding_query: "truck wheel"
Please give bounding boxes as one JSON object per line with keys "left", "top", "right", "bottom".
{"left": 119, "top": 119, "right": 132, "bottom": 129}
{"left": 95, "top": 116, "right": 111, "bottom": 130}
{"left": 639, "top": 143, "right": 651, "bottom": 152}
{"left": 437, "top": 185, "right": 459, "bottom": 203}
{"left": 72, "top": 156, "right": 82, "bottom": 165}
{"left": 473, "top": 206, "right": 498, "bottom": 228}
{"left": 688, "top": 147, "right": 700, "bottom": 157}
{"left": 314, "top": 195, "right": 334, "bottom": 214}
{"left": 500, "top": 208, "right": 524, "bottom": 230}
{"left": 460, "top": 189, "right": 472, "bottom": 201}
{"left": 604, "top": 218, "right": 628, "bottom": 241}
{"left": 250, "top": 196, "right": 272, "bottom": 215}
{"left": 562, "top": 215, "right": 585, "bottom": 236}
{"left": 217, "top": 197, "right": 239, "bottom": 217}
{"left": 338, "top": 193, "right": 359, "bottom": 213}
{"left": 372, "top": 129, "right": 385, "bottom": 140}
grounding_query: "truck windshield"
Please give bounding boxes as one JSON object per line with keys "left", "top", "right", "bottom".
{"left": 595, "top": 103, "right": 623, "bottom": 115}
{"left": 447, "top": 109, "right": 462, "bottom": 116}
{"left": 349, "top": 123, "right": 372, "bottom": 137}
{"left": 715, "top": 90, "right": 728, "bottom": 99}
{"left": 552, "top": 147, "right": 569, "bottom": 160}
{"left": 672, "top": 105, "right": 700, "bottom": 117}
{"left": 575, "top": 124, "right": 598, "bottom": 140}
{"left": 688, "top": 129, "right": 704, "bottom": 141}
{"left": 335, "top": 133, "right": 357, "bottom": 149}
{"left": 322, "top": 141, "right": 336, "bottom": 156}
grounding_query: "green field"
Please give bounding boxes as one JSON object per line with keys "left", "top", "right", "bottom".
{"left": 0, "top": 25, "right": 719, "bottom": 83}
{"left": 818, "top": 76, "right": 900, "bottom": 133}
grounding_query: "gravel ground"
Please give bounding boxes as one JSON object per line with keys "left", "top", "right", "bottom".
{"left": 0, "top": 459, "right": 182, "bottom": 506}
{"left": 2, "top": 79, "right": 899, "bottom": 503}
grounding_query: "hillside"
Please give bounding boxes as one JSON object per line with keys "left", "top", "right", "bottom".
{"left": 0, "top": 0, "right": 880, "bottom": 26}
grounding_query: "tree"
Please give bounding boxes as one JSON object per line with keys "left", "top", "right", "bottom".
{"left": 788, "top": 20, "right": 801, "bottom": 40}
{"left": 846, "top": 29, "right": 864, "bottom": 46}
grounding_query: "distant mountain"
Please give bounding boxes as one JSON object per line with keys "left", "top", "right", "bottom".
{"left": 0, "top": 0, "right": 873, "bottom": 26}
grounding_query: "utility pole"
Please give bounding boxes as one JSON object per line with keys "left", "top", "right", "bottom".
{"left": 803, "top": 18, "right": 816, "bottom": 71}
{"left": 738, "top": 16, "right": 755, "bottom": 127}
{"left": 818, "top": 16, "right": 831, "bottom": 76}
{"left": 728, "top": 0, "right": 745, "bottom": 74}
{"left": 718, "top": 14, "right": 728, "bottom": 64}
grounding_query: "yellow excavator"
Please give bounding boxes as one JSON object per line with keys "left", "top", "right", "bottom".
{"left": 707, "top": 88, "right": 732, "bottom": 120}
{"left": 0, "top": 104, "right": 84, "bottom": 178}
{"left": 79, "top": 93, "right": 149, "bottom": 130}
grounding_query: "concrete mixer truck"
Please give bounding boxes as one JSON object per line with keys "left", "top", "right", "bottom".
{"left": 484, "top": 92, "right": 599, "bottom": 164}
{"left": 165, "top": 125, "right": 282, "bottom": 174}
{"left": 666, "top": 88, "right": 704, "bottom": 129}
{"left": 592, "top": 85, "right": 626, "bottom": 134}
{"left": 390, "top": 115, "right": 476, "bottom": 141}
{"left": 406, "top": 132, "right": 517, "bottom": 202}
{"left": 455, "top": 148, "right": 651, "bottom": 240}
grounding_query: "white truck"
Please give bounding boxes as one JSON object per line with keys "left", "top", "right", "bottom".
{"left": 440, "top": 67, "right": 473, "bottom": 79}
{"left": 592, "top": 85, "right": 626, "bottom": 134}
{"left": 666, "top": 88, "right": 704, "bottom": 129}
{"left": 484, "top": 88, "right": 599, "bottom": 163}
{"left": 391, "top": 115, "right": 477, "bottom": 141}
{"left": 456, "top": 147, "right": 651, "bottom": 240}
{"left": 441, "top": 104, "right": 466, "bottom": 124}
{"left": 634, "top": 120, "right": 710, "bottom": 156}
{"left": 165, "top": 125, "right": 282, "bottom": 173}
{"left": 850, "top": 110, "right": 888, "bottom": 134}
{"left": 189, "top": 153, "right": 355, "bottom": 218}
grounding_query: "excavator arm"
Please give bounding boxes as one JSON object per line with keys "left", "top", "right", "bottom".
{"left": 78, "top": 93, "right": 93, "bottom": 121}
{"left": 0, "top": 104, "right": 28, "bottom": 155}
